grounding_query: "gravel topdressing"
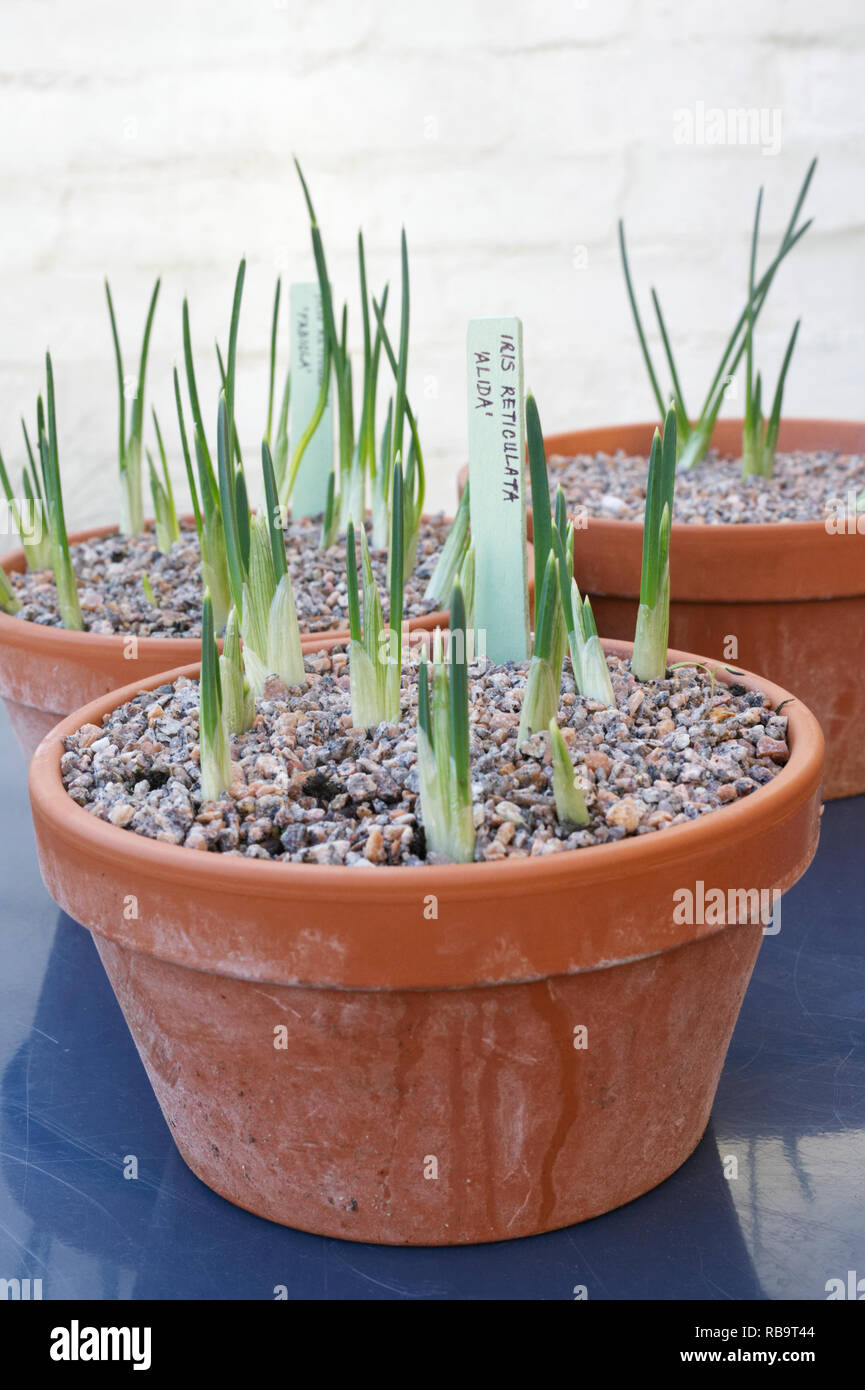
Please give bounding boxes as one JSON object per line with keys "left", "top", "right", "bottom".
{"left": 550, "top": 448, "right": 865, "bottom": 525}
{"left": 61, "top": 647, "right": 791, "bottom": 866}
{"left": 7, "top": 513, "right": 450, "bottom": 637}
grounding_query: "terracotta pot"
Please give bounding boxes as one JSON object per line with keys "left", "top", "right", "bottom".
{"left": 28, "top": 639, "right": 824, "bottom": 1245}
{"left": 0, "top": 521, "right": 448, "bottom": 759}
{"left": 458, "top": 419, "right": 865, "bottom": 799}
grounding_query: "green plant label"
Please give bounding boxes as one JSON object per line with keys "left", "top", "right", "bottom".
{"left": 466, "top": 317, "right": 529, "bottom": 663}
{"left": 289, "top": 282, "right": 333, "bottom": 517}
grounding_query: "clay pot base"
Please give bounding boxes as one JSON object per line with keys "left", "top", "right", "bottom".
{"left": 94, "top": 921, "right": 761, "bottom": 1246}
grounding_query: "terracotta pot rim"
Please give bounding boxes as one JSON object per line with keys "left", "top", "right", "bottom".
{"left": 30, "top": 638, "right": 824, "bottom": 899}
{"left": 455, "top": 420, "right": 865, "bottom": 602}
{"left": 459, "top": 417, "right": 865, "bottom": 540}
{"left": 547, "top": 419, "right": 864, "bottom": 543}
{"left": 1, "top": 521, "right": 449, "bottom": 656}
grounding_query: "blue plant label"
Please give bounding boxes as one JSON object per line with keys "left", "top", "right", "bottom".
{"left": 289, "top": 282, "right": 333, "bottom": 517}
{"left": 467, "top": 317, "right": 530, "bottom": 663}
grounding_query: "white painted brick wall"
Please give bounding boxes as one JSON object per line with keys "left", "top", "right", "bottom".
{"left": 1, "top": 0, "right": 864, "bottom": 547}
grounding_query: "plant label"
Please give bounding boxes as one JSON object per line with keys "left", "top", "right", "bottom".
{"left": 289, "top": 282, "right": 333, "bottom": 518}
{"left": 467, "top": 317, "right": 530, "bottom": 663}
